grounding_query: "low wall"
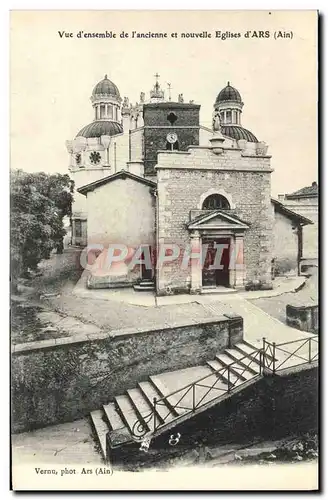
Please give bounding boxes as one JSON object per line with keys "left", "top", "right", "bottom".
{"left": 11, "top": 314, "right": 243, "bottom": 433}
{"left": 286, "top": 303, "right": 318, "bottom": 333}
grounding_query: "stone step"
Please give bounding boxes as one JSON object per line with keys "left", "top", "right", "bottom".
{"left": 138, "top": 280, "right": 154, "bottom": 285}
{"left": 133, "top": 284, "right": 155, "bottom": 291}
{"left": 234, "top": 343, "right": 263, "bottom": 366}
{"left": 215, "top": 353, "right": 248, "bottom": 382}
{"left": 114, "top": 395, "right": 143, "bottom": 436}
{"left": 127, "top": 387, "right": 161, "bottom": 433}
{"left": 150, "top": 371, "right": 226, "bottom": 414}
{"left": 149, "top": 376, "right": 189, "bottom": 416}
{"left": 206, "top": 359, "right": 231, "bottom": 385}
{"left": 224, "top": 348, "right": 259, "bottom": 375}
{"left": 242, "top": 339, "right": 261, "bottom": 352}
{"left": 90, "top": 410, "right": 108, "bottom": 460}
{"left": 138, "top": 381, "right": 177, "bottom": 425}
{"left": 237, "top": 341, "right": 278, "bottom": 367}
{"left": 103, "top": 403, "right": 126, "bottom": 431}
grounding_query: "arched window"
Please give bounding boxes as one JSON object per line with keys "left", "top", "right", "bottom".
{"left": 202, "top": 194, "right": 230, "bottom": 210}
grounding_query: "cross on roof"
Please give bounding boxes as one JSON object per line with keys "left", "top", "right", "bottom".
{"left": 154, "top": 72, "right": 160, "bottom": 82}
{"left": 167, "top": 82, "right": 172, "bottom": 101}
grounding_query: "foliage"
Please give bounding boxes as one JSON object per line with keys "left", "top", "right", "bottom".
{"left": 10, "top": 170, "right": 73, "bottom": 284}
{"left": 273, "top": 257, "right": 297, "bottom": 276}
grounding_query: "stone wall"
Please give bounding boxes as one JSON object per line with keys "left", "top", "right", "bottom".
{"left": 85, "top": 176, "right": 155, "bottom": 248}
{"left": 143, "top": 103, "right": 200, "bottom": 127}
{"left": 143, "top": 102, "right": 200, "bottom": 175}
{"left": 273, "top": 211, "right": 299, "bottom": 275}
{"left": 11, "top": 315, "right": 243, "bottom": 433}
{"left": 144, "top": 127, "right": 200, "bottom": 175}
{"left": 156, "top": 146, "right": 273, "bottom": 294}
{"left": 109, "top": 132, "right": 130, "bottom": 172}
{"left": 282, "top": 197, "right": 318, "bottom": 261}
{"left": 286, "top": 304, "right": 319, "bottom": 333}
{"left": 130, "top": 128, "right": 143, "bottom": 162}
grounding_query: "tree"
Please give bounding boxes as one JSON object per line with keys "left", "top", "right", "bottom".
{"left": 10, "top": 170, "right": 73, "bottom": 287}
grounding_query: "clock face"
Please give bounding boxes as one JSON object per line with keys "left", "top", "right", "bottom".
{"left": 89, "top": 151, "right": 101, "bottom": 165}
{"left": 166, "top": 132, "right": 178, "bottom": 144}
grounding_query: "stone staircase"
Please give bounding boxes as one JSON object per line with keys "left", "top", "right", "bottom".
{"left": 90, "top": 340, "right": 273, "bottom": 460}
{"left": 133, "top": 279, "right": 155, "bottom": 291}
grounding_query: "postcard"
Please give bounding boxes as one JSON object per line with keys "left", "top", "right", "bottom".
{"left": 10, "top": 9, "right": 318, "bottom": 491}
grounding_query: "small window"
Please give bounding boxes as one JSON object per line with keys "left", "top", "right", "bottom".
{"left": 108, "top": 105, "right": 113, "bottom": 119}
{"left": 100, "top": 105, "right": 106, "bottom": 119}
{"left": 75, "top": 220, "right": 82, "bottom": 238}
{"left": 202, "top": 194, "right": 230, "bottom": 210}
{"left": 226, "top": 110, "right": 232, "bottom": 124}
{"left": 166, "top": 140, "right": 179, "bottom": 151}
{"left": 167, "top": 112, "right": 178, "bottom": 125}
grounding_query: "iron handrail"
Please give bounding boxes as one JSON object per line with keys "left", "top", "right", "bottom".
{"left": 150, "top": 347, "right": 262, "bottom": 407}
{"left": 131, "top": 335, "right": 319, "bottom": 441}
{"left": 131, "top": 347, "right": 262, "bottom": 440}
{"left": 271, "top": 334, "right": 318, "bottom": 348}
{"left": 263, "top": 335, "right": 318, "bottom": 373}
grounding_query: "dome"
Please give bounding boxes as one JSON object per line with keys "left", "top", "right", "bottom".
{"left": 92, "top": 75, "right": 121, "bottom": 99}
{"left": 76, "top": 120, "right": 123, "bottom": 138}
{"left": 216, "top": 82, "right": 242, "bottom": 104}
{"left": 222, "top": 125, "right": 258, "bottom": 143}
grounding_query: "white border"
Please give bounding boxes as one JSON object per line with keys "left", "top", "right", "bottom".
{"left": 2, "top": 3, "right": 325, "bottom": 499}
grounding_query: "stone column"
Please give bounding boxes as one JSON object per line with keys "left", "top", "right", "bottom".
{"left": 234, "top": 234, "right": 246, "bottom": 289}
{"left": 190, "top": 231, "right": 202, "bottom": 294}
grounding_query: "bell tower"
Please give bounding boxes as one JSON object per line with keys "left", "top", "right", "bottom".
{"left": 213, "top": 81, "right": 244, "bottom": 130}
{"left": 142, "top": 74, "right": 200, "bottom": 176}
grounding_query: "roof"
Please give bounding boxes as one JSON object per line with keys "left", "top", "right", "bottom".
{"left": 215, "top": 82, "right": 242, "bottom": 105}
{"left": 76, "top": 120, "right": 123, "bottom": 138}
{"left": 77, "top": 170, "right": 157, "bottom": 196}
{"left": 286, "top": 182, "right": 318, "bottom": 199}
{"left": 92, "top": 75, "right": 121, "bottom": 99}
{"left": 221, "top": 125, "right": 258, "bottom": 143}
{"left": 272, "top": 198, "right": 313, "bottom": 225}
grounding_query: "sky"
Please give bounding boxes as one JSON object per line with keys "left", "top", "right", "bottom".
{"left": 10, "top": 10, "right": 318, "bottom": 196}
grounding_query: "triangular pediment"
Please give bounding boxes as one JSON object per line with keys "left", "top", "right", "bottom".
{"left": 187, "top": 210, "right": 249, "bottom": 231}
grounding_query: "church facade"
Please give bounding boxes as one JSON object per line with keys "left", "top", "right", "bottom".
{"left": 66, "top": 75, "right": 312, "bottom": 295}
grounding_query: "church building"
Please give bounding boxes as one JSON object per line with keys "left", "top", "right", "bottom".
{"left": 66, "top": 74, "right": 312, "bottom": 295}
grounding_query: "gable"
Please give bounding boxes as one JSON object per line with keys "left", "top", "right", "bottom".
{"left": 77, "top": 170, "right": 156, "bottom": 196}
{"left": 271, "top": 199, "right": 313, "bottom": 225}
{"left": 187, "top": 210, "right": 249, "bottom": 231}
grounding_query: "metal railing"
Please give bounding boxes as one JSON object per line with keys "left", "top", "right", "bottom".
{"left": 262, "top": 335, "right": 318, "bottom": 374}
{"left": 131, "top": 347, "right": 262, "bottom": 440}
{"left": 130, "top": 335, "right": 319, "bottom": 442}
